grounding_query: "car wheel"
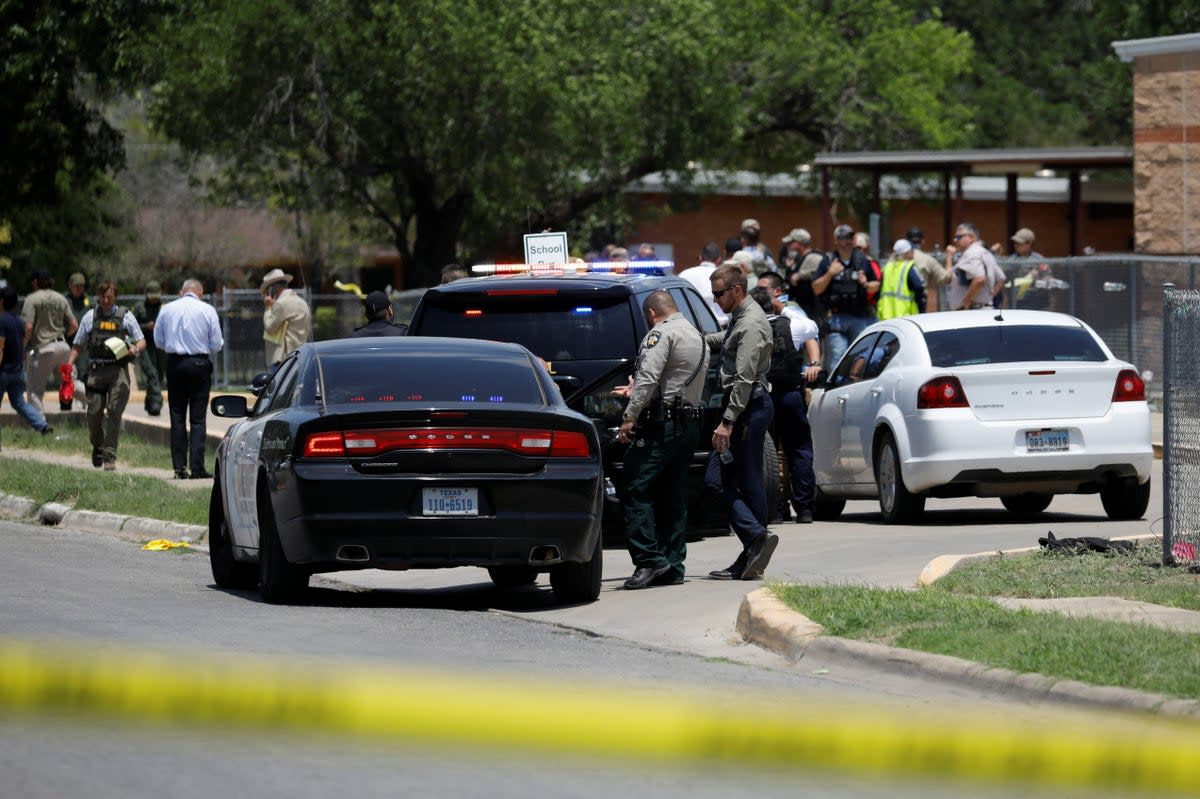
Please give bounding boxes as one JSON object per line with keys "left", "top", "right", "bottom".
{"left": 209, "top": 478, "right": 257, "bottom": 590}
{"left": 257, "top": 482, "right": 308, "bottom": 604}
{"left": 763, "top": 432, "right": 783, "bottom": 522}
{"left": 1000, "top": 493, "right": 1053, "bottom": 515}
{"left": 487, "top": 566, "right": 539, "bottom": 588}
{"left": 813, "top": 487, "right": 845, "bottom": 521}
{"left": 549, "top": 534, "right": 602, "bottom": 605}
{"left": 1101, "top": 477, "right": 1151, "bottom": 521}
{"left": 875, "top": 434, "right": 925, "bottom": 524}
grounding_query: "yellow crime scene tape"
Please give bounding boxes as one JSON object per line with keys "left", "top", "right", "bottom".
{"left": 0, "top": 637, "right": 1198, "bottom": 794}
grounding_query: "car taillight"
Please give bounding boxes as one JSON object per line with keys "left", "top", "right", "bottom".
{"left": 917, "top": 376, "right": 969, "bottom": 409}
{"left": 1112, "top": 369, "right": 1145, "bottom": 402}
{"left": 302, "top": 428, "right": 591, "bottom": 458}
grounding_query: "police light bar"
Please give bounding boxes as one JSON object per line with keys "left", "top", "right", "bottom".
{"left": 470, "top": 261, "right": 674, "bottom": 277}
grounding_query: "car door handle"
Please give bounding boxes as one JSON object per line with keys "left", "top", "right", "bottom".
{"left": 837, "top": 395, "right": 846, "bottom": 405}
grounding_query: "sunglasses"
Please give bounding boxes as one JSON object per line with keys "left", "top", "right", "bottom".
{"left": 711, "top": 287, "right": 732, "bottom": 298}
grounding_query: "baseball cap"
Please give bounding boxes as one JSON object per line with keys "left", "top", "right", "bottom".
{"left": 363, "top": 290, "right": 391, "bottom": 315}
{"left": 781, "top": 228, "right": 812, "bottom": 244}
{"left": 834, "top": 224, "right": 855, "bottom": 240}
{"left": 1011, "top": 228, "right": 1036, "bottom": 244}
{"left": 906, "top": 226, "right": 924, "bottom": 243}
{"left": 144, "top": 280, "right": 162, "bottom": 299}
{"left": 740, "top": 218, "right": 760, "bottom": 232}
{"left": 892, "top": 238, "right": 913, "bottom": 255}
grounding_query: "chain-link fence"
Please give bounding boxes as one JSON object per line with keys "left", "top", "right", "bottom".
{"left": 1161, "top": 286, "right": 1200, "bottom": 566}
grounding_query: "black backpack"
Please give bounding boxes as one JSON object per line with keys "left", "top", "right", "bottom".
{"left": 767, "top": 315, "right": 805, "bottom": 392}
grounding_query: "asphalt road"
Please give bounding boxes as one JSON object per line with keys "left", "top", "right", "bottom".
{"left": 0, "top": 471, "right": 1170, "bottom": 799}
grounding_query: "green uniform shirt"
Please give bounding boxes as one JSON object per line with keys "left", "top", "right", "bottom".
{"left": 623, "top": 312, "right": 708, "bottom": 423}
{"left": 703, "top": 295, "right": 772, "bottom": 425}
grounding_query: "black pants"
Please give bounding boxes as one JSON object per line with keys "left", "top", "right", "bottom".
{"left": 166, "top": 354, "right": 212, "bottom": 473}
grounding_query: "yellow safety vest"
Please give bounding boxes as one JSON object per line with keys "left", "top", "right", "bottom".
{"left": 877, "top": 259, "right": 918, "bottom": 320}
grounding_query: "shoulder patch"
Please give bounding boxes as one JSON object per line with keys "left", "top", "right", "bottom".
{"left": 645, "top": 332, "right": 661, "bottom": 349}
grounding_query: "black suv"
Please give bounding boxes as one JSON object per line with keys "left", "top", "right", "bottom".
{"left": 409, "top": 266, "right": 779, "bottom": 538}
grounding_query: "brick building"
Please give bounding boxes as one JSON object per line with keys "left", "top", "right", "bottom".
{"left": 1114, "top": 32, "right": 1200, "bottom": 254}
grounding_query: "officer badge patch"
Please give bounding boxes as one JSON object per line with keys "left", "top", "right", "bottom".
{"left": 645, "top": 333, "right": 661, "bottom": 348}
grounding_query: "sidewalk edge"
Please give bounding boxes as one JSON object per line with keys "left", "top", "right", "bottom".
{"left": 917, "top": 532, "right": 1160, "bottom": 586}
{"left": 0, "top": 490, "right": 207, "bottom": 544}
{"left": 736, "top": 586, "right": 1200, "bottom": 718}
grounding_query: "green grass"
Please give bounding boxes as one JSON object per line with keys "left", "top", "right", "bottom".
{"left": 773, "top": 582, "right": 1200, "bottom": 699}
{"left": 0, "top": 427, "right": 210, "bottom": 525}
{"left": 2, "top": 422, "right": 214, "bottom": 470}
{"left": 933, "top": 546, "right": 1200, "bottom": 611}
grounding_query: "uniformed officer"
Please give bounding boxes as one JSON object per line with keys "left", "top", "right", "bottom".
{"left": 705, "top": 263, "right": 779, "bottom": 580}
{"left": 351, "top": 290, "right": 408, "bottom": 337}
{"left": 134, "top": 279, "right": 166, "bottom": 415}
{"left": 65, "top": 279, "right": 146, "bottom": 471}
{"left": 612, "top": 290, "right": 708, "bottom": 589}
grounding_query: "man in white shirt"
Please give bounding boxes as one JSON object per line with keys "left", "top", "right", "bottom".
{"left": 154, "top": 278, "right": 225, "bottom": 479}
{"left": 677, "top": 242, "right": 728, "bottom": 326}
{"left": 945, "top": 223, "right": 1005, "bottom": 310}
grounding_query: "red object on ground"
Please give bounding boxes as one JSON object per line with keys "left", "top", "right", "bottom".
{"left": 58, "top": 363, "right": 74, "bottom": 411}
{"left": 1171, "top": 541, "right": 1197, "bottom": 564}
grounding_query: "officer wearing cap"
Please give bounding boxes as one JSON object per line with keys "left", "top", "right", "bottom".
{"left": 66, "top": 279, "right": 145, "bottom": 471}
{"left": 351, "top": 291, "right": 407, "bottom": 337}
{"left": 612, "top": 289, "right": 708, "bottom": 589}
{"left": 134, "top": 280, "right": 165, "bottom": 416}
{"left": 905, "top": 227, "right": 950, "bottom": 312}
{"left": 62, "top": 272, "right": 91, "bottom": 393}
{"left": 704, "top": 263, "right": 778, "bottom": 581}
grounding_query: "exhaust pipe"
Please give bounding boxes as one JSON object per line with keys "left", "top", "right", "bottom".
{"left": 336, "top": 545, "right": 371, "bottom": 562}
{"left": 528, "top": 545, "right": 561, "bottom": 564}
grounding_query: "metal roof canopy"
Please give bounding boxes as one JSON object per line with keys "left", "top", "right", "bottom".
{"left": 812, "top": 147, "right": 1133, "bottom": 254}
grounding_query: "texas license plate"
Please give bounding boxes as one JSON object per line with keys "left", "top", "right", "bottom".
{"left": 1026, "top": 429, "right": 1069, "bottom": 452}
{"left": 422, "top": 487, "right": 478, "bottom": 516}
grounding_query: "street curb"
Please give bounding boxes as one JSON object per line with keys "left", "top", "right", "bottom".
{"left": 916, "top": 532, "right": 1160, "bottom": 586}
{"left": 0, "top": 490, "right": 207, "bottom": 544}
{"left": 736, "top": 587, "right": 1200, "bottom": 718}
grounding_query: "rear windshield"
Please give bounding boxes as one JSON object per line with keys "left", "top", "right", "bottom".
{"left": 416, "top": 296, "right": 635, "bottom": 362}
{"left": 924, "top": 325, "right": 1107, "bottom": 367}
{"left": 318, "top": 352, "right": 546, "bottom": 405}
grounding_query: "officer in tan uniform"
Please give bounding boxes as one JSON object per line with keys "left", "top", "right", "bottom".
{"left": 612, "top": 290, "right": 708, "bottom": 589}
{"left": 704, "top": 263, "right": 778, "bottom": 581}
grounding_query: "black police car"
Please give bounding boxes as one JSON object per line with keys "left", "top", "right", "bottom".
{"left": 408, "top": 262, "right": 780, "bottom": 539}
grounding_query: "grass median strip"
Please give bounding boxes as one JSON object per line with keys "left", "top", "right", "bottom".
{"left": 773, "top": 546, "right": 1200, "bottom": 699}
{"left": 3, "top": 424, "right": 213, "bottom": 470}
{"left": 0, "top": 459, "right": 208, "bottom": 526}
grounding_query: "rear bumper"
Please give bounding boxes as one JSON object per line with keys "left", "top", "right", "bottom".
{"left": 273, "top": 461, "right": 603, "bottom": 569}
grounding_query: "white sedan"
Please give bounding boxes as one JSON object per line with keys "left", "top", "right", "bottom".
{"left": 808, "top": 310, "right": 1153, "bottom": 523}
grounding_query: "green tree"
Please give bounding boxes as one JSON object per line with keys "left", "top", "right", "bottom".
{"left": 139, "top": 0, "right": 972, "bottom": 286}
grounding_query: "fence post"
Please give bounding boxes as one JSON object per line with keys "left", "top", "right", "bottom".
{"left": 1162, "top": 283, "right": 1174, "bottom": 565}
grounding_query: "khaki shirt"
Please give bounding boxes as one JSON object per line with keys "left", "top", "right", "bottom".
{"left": 912, "top": 248, "right": 950, "bottom": 287}
{"left": 21, "top": 289, "right": 75, "bottom": 349}
{"left": 263, "top": 288, "right": 312, "bottom": 364}
{"left": 704, "top": 295, "right": 772, "bottom": 425}
{"left": 623, "top": 313, "right": 708, "bottom": 423}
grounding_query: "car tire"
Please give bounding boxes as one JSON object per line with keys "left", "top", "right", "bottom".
{"left": 763, "top": 432, "right": 783, "bottom": 522}
{"left": 487, "top": 566, "right": 539, "bottom": 588}
{"left": 209, "top": 478, "right": 257, "bottom": 590}
{"left": 875, "top": 434, "right": 925, "bottom": 524}
{"left": 1101, "top": 477, "right": 1151, "bottom": 521}
{"left": 1000, "top": 493, "right": 1053, "bottom": 515}
{"left": 257, "top": 482, "right": 308, "bottom": 604}
{"left": 813, "top": 487, "right": 845, "bottom": 521}
{"left": 549, "top": 534, "right": 602, "bottom": 605}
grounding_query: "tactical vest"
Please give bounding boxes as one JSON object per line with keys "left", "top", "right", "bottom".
{"left": 766, "top": 315, "right": 806, "bottom": 392}
{"left": 825, "top": 268, "right": 869, "bottom": 315}
{"left": 877, "top": 260, "right": 919, "bottom": 320}
{"left": 87, "top": 305, "right": 132, "bottom": 364}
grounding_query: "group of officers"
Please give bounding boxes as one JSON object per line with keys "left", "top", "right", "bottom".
{"left": 614, "top": 263, "right": 789, "bottom": 590}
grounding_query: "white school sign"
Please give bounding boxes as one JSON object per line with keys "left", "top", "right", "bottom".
{"left": 523, "top": 231, "right": 569, "bottom": 265}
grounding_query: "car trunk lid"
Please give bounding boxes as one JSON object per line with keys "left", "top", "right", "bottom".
{"left": 954, "top": 363, "right": 1118, "bottom": 421}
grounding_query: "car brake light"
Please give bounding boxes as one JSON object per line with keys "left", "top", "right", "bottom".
{"left": 1112, "top": 369, "right": 1145, "bottom": 402}
{"left": 302, "top": 428, "right": 591, "bottom": 458}
{"left": 485, "top": 288, "right": 559, "bottom": 296}
{"left": 304, "top": 432, "right": 345, "bottom": 457}
{"left": 917, "top": 376, "right": 969, "bottom": 409}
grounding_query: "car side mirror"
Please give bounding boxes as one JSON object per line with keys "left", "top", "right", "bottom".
{"left": 210, "top": 395, "right": 249, "bottom": 418}
{"left": 249, "top": 371, "right": 274, "bottom": 396}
